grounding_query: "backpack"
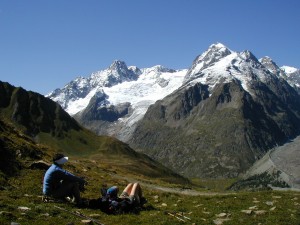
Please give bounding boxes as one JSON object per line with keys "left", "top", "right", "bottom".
{"left": 106, "top": 186, "right": 119, "bottom": 199}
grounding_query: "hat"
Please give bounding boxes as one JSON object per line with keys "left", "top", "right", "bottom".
{"left": 53, "top": 153, "right": 69, "bottom": 165}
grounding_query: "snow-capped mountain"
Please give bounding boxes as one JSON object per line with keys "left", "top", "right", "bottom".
{"left": 281, "top": 65, "right": 300, "bottom": 89}
{"left": 47, "top": 43, "right": 300, "bottom": 142}
{"left": 184, "top": 43, "right": 285, "bottom": 95}
{"left": 128, "top": 43, "right": 300, "bottom": 178}
{"left": 47, "top": 61, "right": 187, "bottom": 139}
{"left": 47, "top": 61, "right": 186, "bottom": 116}
{"left": 47, "top": 43, "right": 300, "bottom": 178}
{"left": 47, "top": 60, "right": 139, "bottom": 113}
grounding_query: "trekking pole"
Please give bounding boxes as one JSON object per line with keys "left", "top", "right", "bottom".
{"left": 54, "top": 205, "right": 105, "bottom": 225}
{"left": 165, "top": 211, "right": 186, "bottom": 222}
{"left": 176, "top": 212, "right": 191, "bottom": 221}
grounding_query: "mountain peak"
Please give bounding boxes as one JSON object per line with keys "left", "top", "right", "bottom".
{"left": 128, "top": 66, "right": 142, "bottom": 75}
{"left": 259, "top": 56, "right": 285, "bottom": 78}
{"left": 109, "top": 60, "right": 128, "bottom": 71}
{"left": 208, "top": 42, "right": 230, "bottom": 51}
{"left": 185, "top": 43, "right": 233, "bottom": 80}
{"left": 203, "top": 43, "right": 232, "bottom": 61}
{"left": 259, "top": 56, "right": 278, "bottom": 68}
{"left": 149, "top": 65, "right": 176, "bottom": 73}
{"left": 240, "top": 50, "right": 258, "bottom": 62}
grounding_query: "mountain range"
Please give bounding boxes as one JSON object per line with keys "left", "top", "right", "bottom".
{"left": 47, "top": 43, "right": 300, "bottom": 178}
{"left": 0, "top": 81, "right": 187, "bottom": 185}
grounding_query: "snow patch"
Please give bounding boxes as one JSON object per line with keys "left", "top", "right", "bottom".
{"left": 281, "top": 66, "right": 298, "bottom": 74}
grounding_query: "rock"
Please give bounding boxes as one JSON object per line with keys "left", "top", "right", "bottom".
{"left": 30, "top": 160, "right": 50, "bottom": 170}
{"left": 215, "top": 213, "right": 228, "bottom": 218}
{"left": 11, "top": 222, "right": 21, "bottom": 225}
{"left": 16, "top": 149, "right": 22, "bottom": 158}
{"left": 161, "top": 203, "right": 167, "bottom": 207}
{"left": 81, "top": 220, "right": 92, "bottom": 224}
{"left": 213, "top": 219, "right": 223, "bottom": 225}
{"left": 213, "top": 218, "right": 231, "bottom": 224}
{"left": 270, "top": 207, "right": 276, "bottom": 211}
{"left": 254, "top": 210, "right": 267, "bottom": 215}
{"left": 248, "top": 206, "right": 258, "bottom": 210}
{"left": 272, "top": 196, "right": 282, "bottom": 199}
{"left": 265, "top": 201, "right": 274, "bottom": 206}
{"left": 241, "top": 210, "right": 252, "bottom": 215}
{"left": 18, "top": 206, "right": 31, "bottom": 211}
{"left": 24, "top": 194, "right": 33, "bottom": 197}
{"left": 0, "top": 211, "right": 13, "bottom": 216}
{"left": 89, "top": 214, "right": 101, "bottom": 218}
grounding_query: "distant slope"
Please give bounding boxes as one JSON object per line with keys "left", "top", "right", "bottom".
{"left": 0, "top": 81, "right": 189, "bottom": 185}
{"left": 233, "top": 136, "right": 300, "bottom": 190}
{"left": 243, "top": 136, "right": 300, "bottom": 189}
{"left": 270, "top": 138, "right": 300, "bottom": 188}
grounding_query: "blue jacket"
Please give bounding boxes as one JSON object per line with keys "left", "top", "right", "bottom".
{"left": 43, "top": 164, "right": 84, "bottom": 195}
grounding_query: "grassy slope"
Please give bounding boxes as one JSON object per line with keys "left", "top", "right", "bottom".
{"left": 1, "top": 167, "right": 299, "bottom": 225}
{"left": 35, "top": 128, "right": 188, "bottom": 185}
{"left": 0, "top": 124, "right": 299, "bottom": 224}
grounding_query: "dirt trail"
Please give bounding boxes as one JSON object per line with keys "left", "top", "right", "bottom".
{"left": 139, "top": 183, "right": 233, "bottom": 196}
{"left": 110, "top": 173, "right": 233, "bottom": 196}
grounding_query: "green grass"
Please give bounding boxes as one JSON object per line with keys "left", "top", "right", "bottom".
{"left": 191, "top": 178, "right": 237, "bottom": 192}
{"left": 1, "top": 163, "right": 300, "bottom": 225}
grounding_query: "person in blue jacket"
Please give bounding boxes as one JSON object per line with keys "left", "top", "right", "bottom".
{"left": 43, "top": 153, "right": 86, "bottom": 205}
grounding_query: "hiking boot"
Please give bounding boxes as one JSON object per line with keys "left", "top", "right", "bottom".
{"left": 140, "top": 197, "right": 148, "bottom": 206}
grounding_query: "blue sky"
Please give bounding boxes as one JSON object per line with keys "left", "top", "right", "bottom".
{"left": 0, "top": 0, "right": 299, "bottom": 94}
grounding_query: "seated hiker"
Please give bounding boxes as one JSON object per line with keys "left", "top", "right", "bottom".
{"left": 43, "top": 153, "right": 86, "bottom": 206}
{"left": 99, "top": 183, "right": 147, "bottom": 214}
